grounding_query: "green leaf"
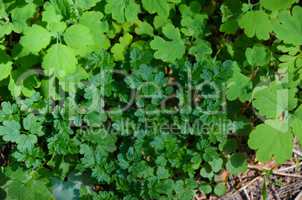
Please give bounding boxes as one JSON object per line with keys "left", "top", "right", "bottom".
{"left": 10, "top": 3, "right": 36, "bottom": 33}
{"left": 239, "top": 10, "right": 272, "bottom": 40}
{"left": 0, "top": 61, "right": 12, "bottom": 81}
{"left": 135, "top": 21, "right": 154, "bottom": 36}
{"left": 252, "top": 82, "right": 297, "bottom": 119}
{"left": 111, "top": 33, "right": 133, "bottom": 61}
{"left": 84, "top": 111, "right": 107, "bottom": 127}
{"left": 0, "top": 121, "right": 21, "bottom": 142}
{"left": 245, "top": 45, "right": 270, "bottom": 66}
{"left": 248, "top": 119, "right": 293, "bottom": 163}
{"left": 16, "top": 134, "right": 38, "bottom": 152}
{"left": 6, "top": 178, "right": 54, "bottom": 200}
{"left": 150, "top": 24, "right": 185, "bottom": 63}
{"left": 74, "top": 0, "right": 102, "bottom": 10}
{"left": 105, "top": 0, "right": 140, "bottom": 23}
{"left": 208, "top": 157, "right": 223, "bottom": 173}
{"left": 0, "top": 23, "right": 13, "bottom": 39}
{"left": 260, "top": 0, "right": 296, "bottom": 11}
{"left": 63, "top": 24, "right": 95, "bottom": 57}
{"left": 142, "top": 0, "right": 170, "bottom": 17}
{"left": 79, "top": 11, "right": 110, "bottom": 50}
{"left": 23, "top": 114, "right": 44, "bottom": 136}
{"left": 214, "top": 183, "right": 226, "bottom": 196}
{"left": 42, "top": 44, "right": 78, "bottom": 78}
{"left": 290, "top": 105, "right": 302, "bottom": 145}
{"left": 226, "top": 62, "right": 252, "bottom": 101}
{"left": 42, "top": 2, "right": 66, "bottom": 33}
{"left": 179, "top": 4, "right": 207, "bottom": 38}
{"left": 226, "top": 153, "right": 247, "bottom": 175}
{"left": 199, "top": 183, "right": 212, "bottom": 194}
{"left": 156, "top": 166, "right": 170, "bottom": 179}
{"left": 20, "top": 25, "right": 52, "bottom": 54}
{"left": 273, "top": 6, "right": 302, "bottom": 45}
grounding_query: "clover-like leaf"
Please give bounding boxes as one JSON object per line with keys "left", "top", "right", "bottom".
{"left": 0, "top": 121, "right": 21, "bottom": 143}
{"left": 63, "top": 24, "right": 95, "bottom": 57}
{"left": 273, "top": 6, "right": 302, "bottom": 45}
{"left": 142, "top": 0, "right": 170, "bottom": 17}
{"left": 135, "top": 21, "right": 154, "bottom": 36}
{"left": 226, "top": 153, "right": 247, "bottom": 175}
{"left": 239, "top": 10, "right": 272, "bottom": 40}
{"left": 214, "top": 183, "right": 226, "bottom": 196}
{"left": 252, "top": 82, "right": 297, "bottom": 119}
{"left": 16, "top": 134, "right": 38, "bottom": 152}
{"left": 0, "top": 62, "right": 12, "bottom": 81}
{"left": 245, "top": 45, "right": 270, "bottom": 67}
{"left": 42, "top": 44, "right": 78, "bottom": 78}
{"left": 74, "top": 0, "right": 102, "bottom": 10}
{"left": 248, "top": 119, "right": 293, "bottom": 163}
{"left": 42, "top": 2, "right": 66, "bottom": 33}
{"left": 111, "top": 33, "right": 133, "bottom": 61}
{"left": 11, "top": 3, "right": 36, "bottom": 33}
{"left": 105, "top": 0, "right": 140, "bottom": 23}
{"left": 226, "top": 62, "right": 252, "bottom": 101}
{"left": 23, "top": 114, "right": 44, "bottom": 136}
{"left": 20, "top": 25, "right": 52, "bottom": 54}
{"left": 79, "top": 11, "right": 110, "bottom": 50}
{"left": 150, "top": 24, "right": 185, "bottom": 63}
{"left": 260, "top": 0, "right": 296, "bottom": 11}
{"left": 290, "top": 105, "right": 302, "bottom": 145}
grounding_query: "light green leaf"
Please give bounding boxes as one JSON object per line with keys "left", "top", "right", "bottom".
{"left": 111, "top": 33, "right": 133, "bottom": 61}
{"left": 142, "top": 0, "right": 170, "bottom": 17}
{"left": 260, "top": 0, "right": 296, "bottom": 11}
{"left": 105, "top": 0, "right": 140, "bottom": 23}
{"left": 214, "top": 183, "right": 226, "bottom": 196}
{"left": 208, "top": 157, "right": 223, "bottom": 173}
{"left": 42, "top": 44, "right": 78, "bottom": 78}
{"left": 189, "top": 39, "right": 212, "bottom": 61}
{"left": 226, "top": 62, "right": 252, "bottom": 101}
{"left": 245, "top": 45, "right": 270, "bottom": 66}
{"left": 79, "top": 11, "right": 110, "bottom": 50}
{"left": 135, "top": 21, "right": 154, "bottom": 36}
{"left": 0, "top": 61, "right": 12, "bottom": 81}
{"left": 248, "top": 120, "right": 293, "bottom": 163}
{"left": 74, "top": 0, "right": 101, "bottom": 10}
{"left": 6, "top": 178, "right": 54, "bottom": 200}
{"left": 16, "top": 134, "right": 38, "bottom": 152}
{"left": 273, "top": 6, "right": 302, "bottom": 45}
{"left": 0, "top": 23, "right": 13, "bottom": 39}
{"left": 290, "top": 105, "right": 302, "bottom": 145}
{"left": 0, "top": 121, "right": 21, "bottom": 143}
{"left": 23, "top": 114, "right": 44, "bottom": 136}
{"left": 11, "top": 3, "right": 36, "bottom": 33}
{"left": 42, "top": 2, "right": 66, "bottom": 33}
{"left": 252, "top": 82, "right": 297, "bottom": 119}
{"left": 150, "top": 24, "right": 185, "bottom": 63}
{"left": 20, "top": 25, "right": 52, "bottom": 54}
{"left": 239, "top": 10, "right": 272, "bottom": 40}
{"left": 179, "top": 4, "right": 207, "bottom": 38}
{"left": 8, "top": 76, "right": 22, "bottom": 97}
{"left": 63, "top": 24, "right": 95, "bottom": 56}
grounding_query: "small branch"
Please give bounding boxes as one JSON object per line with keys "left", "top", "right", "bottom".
{"left": 277, "top": 162, "right": 302, "bottom": 172}
{"left": 248, "top": 164, "right": 302, "bottom": 178}
{"left": 272, "top": 171, "right": 302, "bottom": 178}
{"left": 239, "top": 176, "right": 262, "bottom": 192}
{"left": 243, "top": 188, "right": 251, "bottom": 200}
{"left": 293, "top": 149, "right": 302, "bottom": 157}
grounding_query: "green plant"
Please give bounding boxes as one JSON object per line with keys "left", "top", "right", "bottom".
{"left": 0, "top": 0, "right": 301, "bottom": 199}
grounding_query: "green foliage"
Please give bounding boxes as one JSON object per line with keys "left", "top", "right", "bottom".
{"left": 0, "top": 0, "right": 302, "bottom": 199}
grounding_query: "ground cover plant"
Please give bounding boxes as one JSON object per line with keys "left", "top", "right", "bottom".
{"left": 0, "top": 0, "right": 302, "bottom": 199}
